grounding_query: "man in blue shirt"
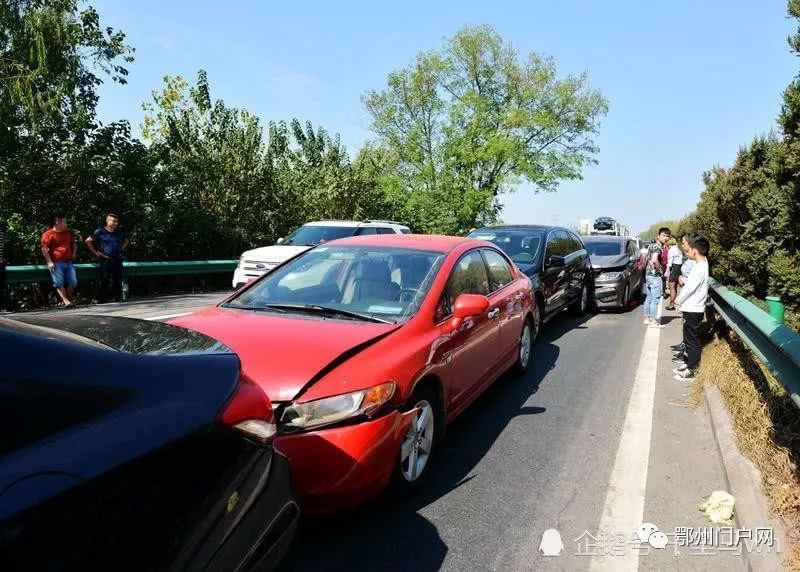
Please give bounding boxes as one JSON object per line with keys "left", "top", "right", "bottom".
{"left": 85, "top": 213, "right": 129, "bottom": 303}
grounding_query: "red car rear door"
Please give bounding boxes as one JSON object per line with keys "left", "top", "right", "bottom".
{"left": 481, "top": 248, "right": 525, "bottom": 365}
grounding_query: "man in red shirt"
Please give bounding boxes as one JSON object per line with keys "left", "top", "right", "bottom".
{"left": 41, "top": 214, "right": 78, "bottom": 306}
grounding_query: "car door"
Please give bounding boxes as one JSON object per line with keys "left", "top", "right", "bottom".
{"left": 542, "top": 231, "right": 569, "bottom": 314}
{"left": 435, "top": 250, "right": 500, "bottom": 413}
{"left": 481, "top": 248, "right": 525, "bottom": 365}
{"left": 566, "top": 232, "right": 588, "bottom": 300}
{"left": 627, "top": 240, "right": 643, "bottom": 289}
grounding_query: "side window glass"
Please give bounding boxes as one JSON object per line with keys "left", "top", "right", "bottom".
{"left": 482, "top": 249, "right": 514, "bottom": 291}
{"left": 570, "top": 233, "right": 584, "bottom": 253}
{"left": 545, "top": 233, "right": 559, "bottom": 258}
{"left": 436, "top": 251, "right": 490, "bottom": 321}
{"left": 377, "top": 227, "right": 394, "bottom": 235}
{"left": 555, "top": 231, "right": 571, "bottom": 256}
{"left": 356, "top": 227, "right": 377, "bottom": 235}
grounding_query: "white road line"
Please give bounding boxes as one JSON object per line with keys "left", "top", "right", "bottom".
{"left": 144, "top": 311, "right": 192, "bottom": 322}
{"left": 591, "top": 301, "right": 662, "bottom": 571}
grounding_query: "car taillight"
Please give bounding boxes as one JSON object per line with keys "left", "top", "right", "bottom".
{"left": 219, "top": 373, "right": 277, "bottom": 443}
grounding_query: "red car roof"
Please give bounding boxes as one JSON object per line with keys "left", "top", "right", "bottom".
{"left": 325, "top": 234, "right": 471, "bottom": 252}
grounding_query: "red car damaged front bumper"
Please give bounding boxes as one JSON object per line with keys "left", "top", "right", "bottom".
{"left": 274, "top": 408, "right": 417, "bottom": 513}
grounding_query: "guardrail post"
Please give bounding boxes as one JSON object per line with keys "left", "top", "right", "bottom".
{"left": 765, "top": 296, "right": 785, "bottom": 324}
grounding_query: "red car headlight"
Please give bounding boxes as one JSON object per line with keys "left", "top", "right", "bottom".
{"left": 281, "top": 382, "right": 396, "bottom": 431}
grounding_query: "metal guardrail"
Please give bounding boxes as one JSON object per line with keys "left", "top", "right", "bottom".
{"left": 6, "top": 260, "right": 238, "bottom": 284}
{"left": 709, "top": 278, "right": 800, "bottom": 407}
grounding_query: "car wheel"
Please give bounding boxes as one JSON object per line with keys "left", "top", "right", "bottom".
{"left": 570, "top": 280, "right": 589, "bottom": 316}
{"left": 514, "top": 318, "right": 535, "bottom": 373}
{"left": 390, "top": 385, "right": 442, "bottom": 496}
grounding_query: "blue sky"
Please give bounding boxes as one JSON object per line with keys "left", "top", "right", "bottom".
{"left": 94, "top": 0, "right": 797, "bottom": 234}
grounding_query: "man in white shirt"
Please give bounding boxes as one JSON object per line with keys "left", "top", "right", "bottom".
{"left": 673, "top": 234, "right": 710, "bottom": 381}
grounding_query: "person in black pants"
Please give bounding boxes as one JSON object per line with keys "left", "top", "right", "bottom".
{"left": 85, "top": 213, "right": 129, "bottom": 303}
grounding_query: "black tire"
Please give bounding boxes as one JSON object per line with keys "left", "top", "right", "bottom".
{"left": 389, "top": 384, "right": 442, "bottom": 497}
{"left": 621, "top": 283, "right": 630, "bottom": 311}
{"left": 569, "top": 279, "right": 590, "bottom": 316}
{"left": 514, "top": 317, "right": 535, "bottom": 374}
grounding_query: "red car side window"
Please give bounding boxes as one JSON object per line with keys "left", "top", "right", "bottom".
{"left": 435, "top": 250, "right": 490, "bottom": 322}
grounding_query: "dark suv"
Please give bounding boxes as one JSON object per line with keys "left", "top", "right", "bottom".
{"left": 467, "top": 225, "right": 593, "bottom": 328}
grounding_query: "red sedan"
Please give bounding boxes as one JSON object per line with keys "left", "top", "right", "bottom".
{"left": 172, "top": 235, "right": 537, "bottom": 512}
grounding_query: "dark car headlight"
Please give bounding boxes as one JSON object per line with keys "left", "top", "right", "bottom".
{"left": 281, "top": 382, "right": 396, "bottom": 431}
{"left": 596, "top": 271, "right": 625, "bottom": 282}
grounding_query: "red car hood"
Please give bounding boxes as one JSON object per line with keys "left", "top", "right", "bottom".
{"left": 170, "top": 307, "right": 399, "bottom": 402}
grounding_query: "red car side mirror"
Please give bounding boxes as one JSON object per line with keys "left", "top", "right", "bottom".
{"left": 443, "top": 294, "right": 491, "bottom": 333}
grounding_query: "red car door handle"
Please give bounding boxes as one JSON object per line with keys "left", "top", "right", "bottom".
{"left": 487, "top": 309, "right": 500, "bottom": 319}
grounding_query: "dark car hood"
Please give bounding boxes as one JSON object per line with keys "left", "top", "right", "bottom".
{"left": 11, "top": 314, "right": 233, "bottom": 356}
{"left": 171, "top": 307, "right": 400, "bottom": 402}
{"left": 590, "top": 254, "right": 629, "bottom": 269}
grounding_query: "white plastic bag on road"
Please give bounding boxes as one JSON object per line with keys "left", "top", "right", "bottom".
{"left": 698, "top": 490, "right": 736, "bottom": 524}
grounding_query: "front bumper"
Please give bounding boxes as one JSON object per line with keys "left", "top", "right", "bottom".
{"left": 274, "top": 409, "right": 416, "bottom": 513}
{"left": 593, "top": 279, "right": 626, "bottom": 308}
{"left": 232, "top": 265, "right": 276, "bottom": 289}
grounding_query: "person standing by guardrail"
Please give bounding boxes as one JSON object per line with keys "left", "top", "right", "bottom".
{"left": 643, "top": 227, "right": 671, "bottom": 327}
{"left": 673, "top": 234, "right": 710, "bottom": 381}
{"left": 85, "top": 213, "right": 129, "bottom": 304}
{"left": 41, "top": 214, "right": 78, "bottom": 307}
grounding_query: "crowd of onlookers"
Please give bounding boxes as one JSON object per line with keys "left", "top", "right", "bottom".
{"left": 0, "top": 212, "right": 128, "bottom": 310}
{"left": 641, "top": 226, "right": 711, "bottom": 382}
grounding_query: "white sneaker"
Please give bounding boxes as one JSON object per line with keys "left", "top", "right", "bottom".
{"left": 643, "top": 318, "right": 652, "bottom": 325}
{"left": 672, "top": 365, "right": 688, "bottom": 374}
{"left": 674, "top": 369, "right": 696, "bottom": 381}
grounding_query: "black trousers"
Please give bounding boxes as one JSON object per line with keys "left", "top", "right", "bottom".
{"left": 683, "top": 311, "right": 704, "bottom": 370}
{"left": 99, "top": 258, "right": 123, "bottom": 303}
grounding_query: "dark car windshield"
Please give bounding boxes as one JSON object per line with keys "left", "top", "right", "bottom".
{"left": 284, "top": 225, "right": 358, "bottom": 246}
{"left": 584, "top": 241, "right": 624, "bottom": 256}
{"left": 226, "top": 246, "right": 444, "bottom": 322}
{"left": 467, "top": 230, "right": 543, "bottom": 265}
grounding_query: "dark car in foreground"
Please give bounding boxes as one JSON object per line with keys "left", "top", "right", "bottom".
{"left": 467, "top": 225, "right": 593, "bottom": 329}
{"left": 582, "top": 235, "right": 644, "bottom": 309}
{"left": 0, "top": 315, "right": 297, "bottom": 571}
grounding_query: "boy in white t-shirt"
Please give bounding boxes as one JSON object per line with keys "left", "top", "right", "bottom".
{"left": 672, "top": 234, "right": 710, "bottom": 381}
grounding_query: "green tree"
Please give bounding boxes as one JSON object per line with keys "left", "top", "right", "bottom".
{"left": 0, "top": 0, "right": 132, "bottom": 132}
{"left": 363, "top": 25, "right": 608, "bottom": 234}
{"left": 0, "top": 0, "right": 141, "bottom": 269}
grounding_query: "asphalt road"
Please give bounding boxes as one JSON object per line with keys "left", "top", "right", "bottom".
{"left": 279, "top": 308, "right": 650, "bottom": 572}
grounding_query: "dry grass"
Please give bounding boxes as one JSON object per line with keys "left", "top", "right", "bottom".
{"left": 697, "top": 335, "right": 800, "bottom": 568}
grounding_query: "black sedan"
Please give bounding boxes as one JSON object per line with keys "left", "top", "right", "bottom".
{"left": 0, "top": 314, "right": 297, "bottom": 571}
{"left": 467, "top": 225, "right": 593, "bottom": 335}
{"left": 581, "top": 235, "right": 645, "bottom": 309}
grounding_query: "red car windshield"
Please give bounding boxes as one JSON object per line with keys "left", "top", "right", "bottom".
{"left": 226, "top": 246, "right": 445, "bottom": 321}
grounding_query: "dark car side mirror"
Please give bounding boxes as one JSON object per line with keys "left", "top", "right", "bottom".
{"left": 442, "top": 293, "right": 490, "bottom": 333}
{"left": 546, "top": 255, "right": 566, "bottom": 268}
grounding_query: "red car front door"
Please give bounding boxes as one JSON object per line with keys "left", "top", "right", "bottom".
{"left": 435, "top": 250, "right": 500, "bottom": 415}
